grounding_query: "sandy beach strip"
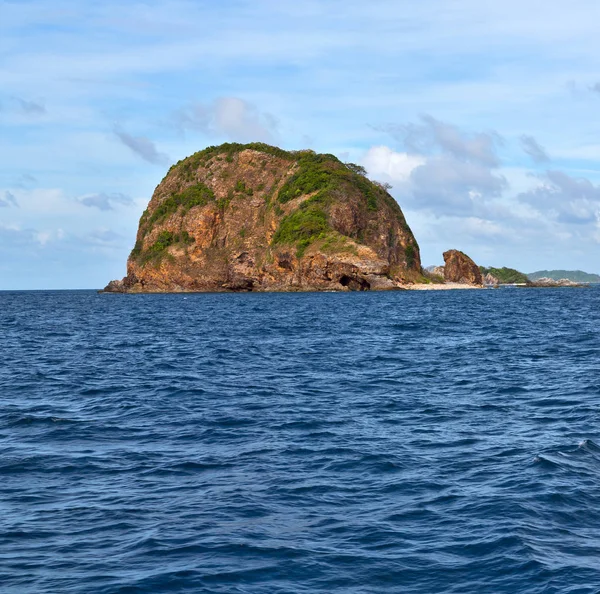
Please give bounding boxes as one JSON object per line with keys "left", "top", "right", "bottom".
{"left": 405, "top": 283, "right": 483, "bottom": 291}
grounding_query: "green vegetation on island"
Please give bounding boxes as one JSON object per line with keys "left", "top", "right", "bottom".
{"left": 133, "top": 230, "right": 195, "bottom": 265}
{"left": 479, "top": 266, "right": 529, "bottom": 284}
{"left": 140, "top": 182, "right": 215, "bottom": 234}
{"left": 272, "top": 206, "right": 330, "bottom": 257}
{"left": 136, "top": 143, "right": 410, "bottom": 264}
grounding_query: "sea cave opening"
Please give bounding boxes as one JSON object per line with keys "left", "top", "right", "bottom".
{"left": 339, "top": 275, "right": 371, "bottom": 291}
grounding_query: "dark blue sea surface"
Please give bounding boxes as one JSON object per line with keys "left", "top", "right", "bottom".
{"left": 2, "top": 287, "right": 600, "bottom": 593}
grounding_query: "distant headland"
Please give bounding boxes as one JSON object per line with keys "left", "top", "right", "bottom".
{"left": 527, "top": 270, "right": 600, "bottom": 283}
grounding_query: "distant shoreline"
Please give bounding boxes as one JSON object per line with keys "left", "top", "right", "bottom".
{"left": 405, "top": 283, "right": 481, "bottom": 291}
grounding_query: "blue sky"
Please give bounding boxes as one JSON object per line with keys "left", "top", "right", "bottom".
{"left": 2, "top": 0, "right": 600, "bottom": 289}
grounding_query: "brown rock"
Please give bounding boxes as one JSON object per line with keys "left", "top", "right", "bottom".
{"left": 102, "top": 279, "right": 126, "bottom": 293}
{"left": 442, "top": 250, "right": 483, "bottom": 285}
{"left": 484, "top": 272, "right": 499, "bottom": 286}
{"left": 105, "top": 143, "right": 423, "bottom": 292}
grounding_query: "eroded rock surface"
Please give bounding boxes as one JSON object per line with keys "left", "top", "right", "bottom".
{"left": 105, "top": 143, "right": 423, "bottom": 292}
{"left": 484, "top": 273, "right": 499, "bottom": 286}
{"left": 442, "top": 250, "right": 483, "bottom": 286}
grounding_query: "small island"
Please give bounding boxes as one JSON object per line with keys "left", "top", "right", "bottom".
{"left": 105, "top": 142, "right": 485, "bottom": 293}
{"left": 103, "top": 142, "right": 592, "bottom": 293}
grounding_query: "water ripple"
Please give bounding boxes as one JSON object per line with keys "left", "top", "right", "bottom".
{"left": 1, "top": 287, "right": 600, "bottom": 593}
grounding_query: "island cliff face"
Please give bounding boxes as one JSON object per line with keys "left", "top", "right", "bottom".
{"left": 443, "top": 250, "right": 483, "bottom": 286}
{"left": 106, "top": 143, "right": 423, "bottom": 292}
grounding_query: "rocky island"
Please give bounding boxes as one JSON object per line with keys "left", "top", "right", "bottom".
{"left": 105, "top": 142, "right": 428, "bottom": 292}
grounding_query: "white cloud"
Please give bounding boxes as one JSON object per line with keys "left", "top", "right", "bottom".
{"left": 0, "top": 188, "right": 144, "bottom": 247}
{"left": 365, "top": 116, "right": 508, "bottom": 217}
{"left": 376, "top": 115, "right": 502, "bottom": 166}
{"left": 409, "top": 155, "right": 507, "bottom": 215}
{"left": 520, "top": 134, "right": 550, "bottom": 163}
{"left": 77, "top": 192, "right": 134, "bottom": 211}
{"left": 0, "top": 190, "right": 18, "bottom": 207}
{"left": 176, "top": 97, "right": 278, "bottom": 143}
{"left": 35, "top": 230, "right": 53, "bottom": 246}
{"left": 519, "top": 170, "right": 600, "bottom": 225}
{"left": 89, "top": 228, "right": 124, "bottom": 244}
{"left": 114, "top": 128, "right": 170, "bottom": 165}
{"left": 362, "top": 145, "right": 424, "bottom": 182}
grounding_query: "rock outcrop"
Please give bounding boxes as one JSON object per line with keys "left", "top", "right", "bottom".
{"left": 529, "top": 277, "right": 584, "bottom": 287}
{"left": 105, "top": 143, "right": 423, "bottom": 292}
{"left": 442, "top": 250, "right": 483, "bottom": 286}
{"left": 484, "top": 272, "right": 499, "bottom": 286}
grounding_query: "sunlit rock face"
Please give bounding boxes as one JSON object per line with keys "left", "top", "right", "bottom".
{"left": 442, "top": 249, "right": 483, "bottom": 286}
{"left": 105, "top": 143, "right": 422, "bottom": 293}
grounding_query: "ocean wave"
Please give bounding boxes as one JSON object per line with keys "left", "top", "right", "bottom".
{"left": 2, "top": 287, "right": 600, "bottom": 593}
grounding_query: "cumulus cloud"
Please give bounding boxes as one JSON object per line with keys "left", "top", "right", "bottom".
{"left": 362, "top": 145, "right": 424, "bottom": 182}
{"left": 77, "top": 192, "right": 134, "bottom": 211}
{"left": 409, "top": 155, "right": 507, "bottom": 215}
{"left": 176, "top": 97, "right": 278, "bottom": 143}
{"left": 364, "top": 147, "right": 508, "bottom": 217}
{"left": 367, "top": 117, "right": 506, "bottom": 216}
{"left": 376, "top": 115, "right": 501, "bottom": 166}
{"left": 423, "top": 115, "right": 501, "bottom": 166}
{"left": 520, "top": 135, "right": 550, "bottom": 163}
{"left": 0, "top": 191, "right": 18, "bottom": 207}
{"left": 114, "top": 127, "right": 169, "bottom": 164}
{"left": 0, "top": 224, "right": 64, "bottom": 249}
{"left": 518, "top": 170, "right": 600, "bottom": 225}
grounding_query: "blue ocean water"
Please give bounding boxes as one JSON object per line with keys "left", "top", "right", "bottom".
{"left": 1, "top": 287, "right": 600, "bottom": 593}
